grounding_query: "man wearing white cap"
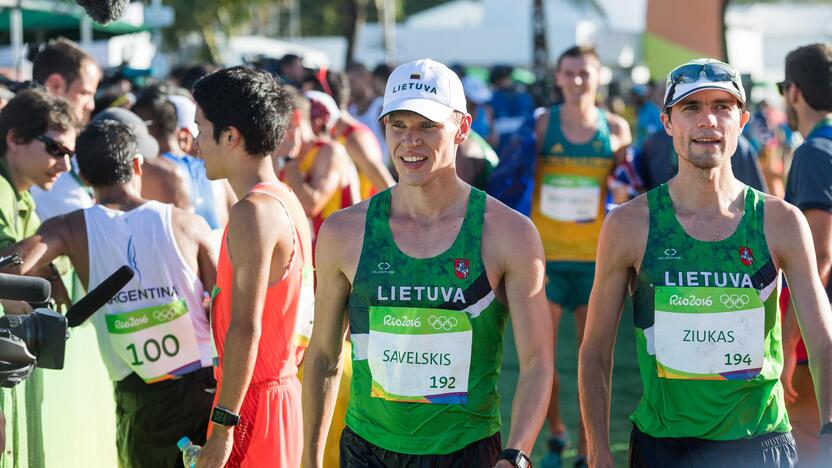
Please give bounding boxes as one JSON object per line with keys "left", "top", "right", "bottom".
{"left": 580, "top": 58, "right": 832, "bottom": 467}
{"left": 302, "top": 58, "right": 553, "bottom": 468}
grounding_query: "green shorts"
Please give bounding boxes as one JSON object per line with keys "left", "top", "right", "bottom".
{"left": 545, "top": 261, "right": 596, "bottom": 310}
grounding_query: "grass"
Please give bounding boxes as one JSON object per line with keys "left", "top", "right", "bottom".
{"left": 498, "top": 299, "right": 641, "bottom": 466}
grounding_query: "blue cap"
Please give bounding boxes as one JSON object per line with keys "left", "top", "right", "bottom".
{"left": 177, "top": 437, "right": 192, "bottom": 450}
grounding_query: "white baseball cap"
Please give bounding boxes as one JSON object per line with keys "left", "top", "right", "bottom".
{"left": 167, "top": 94, "right": 199, "bottom": 137}
{"left": 663, "top": 58, "right": 746, "bottom": 109}
{"left": 379, "top": 58, "right": 467, "bottom": 123}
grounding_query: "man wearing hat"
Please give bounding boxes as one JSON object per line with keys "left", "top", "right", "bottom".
{"left": 302, "top": 58, "right": 553, "bottom": 468}
{"left": 579, "top": 58, "right": 832, "bottom": 467}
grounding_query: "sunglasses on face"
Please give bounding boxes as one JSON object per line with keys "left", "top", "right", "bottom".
{"left": 36, "top": 135, "right": 72, "bottom": 160}
{"left": 777, "top": 80, "right": 791, "bottom": 96}
{"left": 665, "top": 62, "right": 741, "bottom": 107}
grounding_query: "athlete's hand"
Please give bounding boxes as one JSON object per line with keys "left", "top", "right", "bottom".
{"left": 780, "top": 345, "right": 798, "bottom": 404}
{"left": 196, "top": 425, "right": 234, "bottom": 468}
{"left": 588, "top": 449, "right": 615, "bottom": 468}
{"left": 494, "top": 460, "right": 513, "bottom": 468}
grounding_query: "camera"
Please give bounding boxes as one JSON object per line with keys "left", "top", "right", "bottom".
{"left": 0, "top": 309, "right": 67, "bottom": 388}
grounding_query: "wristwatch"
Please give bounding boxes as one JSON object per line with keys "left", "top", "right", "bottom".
{"left": 210, "top": 405, "right": 240, "bottom": 427}
{"left": 498, "top": 448, "right": 532, "bottom": 468}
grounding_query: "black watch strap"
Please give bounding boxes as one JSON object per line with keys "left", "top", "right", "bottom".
{"left": 498, "top": 448, "right": 531, "bottom": 468}
{"left": 210, "top": 405, "right": 240, "bottom": 427}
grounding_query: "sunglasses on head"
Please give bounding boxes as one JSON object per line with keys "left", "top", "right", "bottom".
{"left": 36, "top": 135, "right": 72, "bottom": 160}
{"left": 665, "top": 62, "right": 741, "bottom": 107}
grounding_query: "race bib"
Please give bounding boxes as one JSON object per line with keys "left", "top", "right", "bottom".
{"left": 654, "top": 286, "right": 764, "bottom": 380}
{"left": 539, "top": 174, "right": 600, "bottom": 222}
{"left": 293, "top": 266, "right": 315, "bottom": 349}
{"left": 106, "top": 299, "right": 202, "bottom": 383}
{"left": 367, "top": 306, "right": 472, "bottom": 404}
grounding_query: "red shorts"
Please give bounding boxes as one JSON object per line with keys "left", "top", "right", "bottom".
{"left": 212, "top": 376, "right": 302, "bottom": 467}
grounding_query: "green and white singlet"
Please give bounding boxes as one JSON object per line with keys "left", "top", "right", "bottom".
{"left": 631, "top": 183, "right": 790, "bottom": 440}
{"left": 346, "top": 187, "right": 509, "bottom": 454}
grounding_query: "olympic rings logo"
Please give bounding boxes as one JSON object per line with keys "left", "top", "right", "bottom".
{"left": 153, "top": 308, "right": 180, "bottom": 322}
{"left": 720, "top": 294, "right": 750, "bottom": 309}
{"left": 428, "top": 315, "right": 458, "bottom": 331}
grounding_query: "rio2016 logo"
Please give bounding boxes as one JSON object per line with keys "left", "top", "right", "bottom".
{"left": 669, "top": 294, "right": 713, "bottom": 307}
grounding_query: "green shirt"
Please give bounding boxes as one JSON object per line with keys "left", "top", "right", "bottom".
{"left": 631, "top": 183, "right": 789, "bottom": 440}
{"left": 0, "top": 159, "right": 40, "bottom": 250}
{"left": 346, "top": 187, "right": 509, "bottom": 454}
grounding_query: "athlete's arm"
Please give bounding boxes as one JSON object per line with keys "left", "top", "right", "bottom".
{"left": 487, "top": 201, "right": 553, "bottom": 454}
{"left": 767, "top": 200, "right": 832, "bottom": 429}
{"left": 805, "top": 209, "right": 832, "bottom": 289}
{"left": 283, "top": 143, "right": 344, "bottom": 217}
{"left": 607, "top": 112, "right": 633, "bottom": 166}
{"left": 347, "top": 129, "right": 395, "bottom": 189}
{"left": 172, "top": 209, "right": 218, "bottom": 303}
{"left": 302, "top": 212, "right": 353, "bottom": 468}
{"left": 199, "top": 196, "right": 284, "bottom": 467}
{"left": 579, "top": 199, "right": 646, "bottom": 468}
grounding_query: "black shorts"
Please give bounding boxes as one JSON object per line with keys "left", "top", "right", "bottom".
{"left": 339, "top": 426, "right": 501, "bottom": 468}
{"left": 114, "top": 367, "right": 215, "bottom": 468}
{"left": 629, "top": 425, "right": 797, "bottom": 468}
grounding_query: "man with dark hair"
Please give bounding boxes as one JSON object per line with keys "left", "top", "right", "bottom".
{"left": 581, "top": 58, "right": 832, "bottom": 468}
{"left": 133, "top": 86, "right": 234, "bottom": 229}
{"left": 32, "top": 37, "right": 101, "bottom": 124}
{"left": 0, "top": 88, "right": 74, "bottom": 466}
{"left": 532, "top": 45, "right": 632, "bottom": 468}
{"left": 30, "top": 37, "right": 101, "bottom": 221}
{"left": 191, "top": 66, "right": 312, "bottom": 467}
{"left": 6, "top": 119, "right": 218, "bottom": 468}
{"left": 346, "top": 62, "right": 389, "bottom": 165}
{"left": 779, "top": 43, "right": 832, "bottom": 467}
{"left": 279, "top": 53, "right": 304, "bottom": 87}
{"left": 90, "top": 107, "right": 192, "bottom": 212}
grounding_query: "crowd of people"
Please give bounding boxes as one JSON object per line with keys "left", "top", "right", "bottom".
{"left": 0, "top": 35, "right": 828, "bottom": 468}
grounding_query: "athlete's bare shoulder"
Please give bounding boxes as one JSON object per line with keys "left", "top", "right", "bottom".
{"left": 535, "top": 107, "right": 551, "bottom": 144}
{"left": 600, "top": 193, "right": 649, "bottom": 266}
{"left": 316, "top": 198, "right": 370, "bottom": 278}
{"left": 604, "top": 110, "right": 633, "bottom": 150}
{"left": 169, "top": 205, "right": 212, "bottom": 244}
{"left": 482, "top": 194, "right": 544, "bottom": 261}
{"left": 762, "top": 193, "right": 810, "bottom": 257}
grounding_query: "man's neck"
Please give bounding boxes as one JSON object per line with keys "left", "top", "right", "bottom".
{"left": 6, "top": 161, "right": 31, "bottom": 194}
{"left": 94, "top": 183, "right": 145, "bottom": 210}
{"left": 560, "top": 97, "right": 598, "bottom": 127}
{"left": 668, "top": 161, "right": 744, "bottom": 215}
{"left": 227, "top": 154, "right": 280, "bottom": 200}
{"left": 798, "top": 110, "right": 832, "bottom": 138}
{"left": 159, "top": 136, "right": 185, "bottom": 156}
{"left": 392, "top": 170, "right": 469, "bottom": 223}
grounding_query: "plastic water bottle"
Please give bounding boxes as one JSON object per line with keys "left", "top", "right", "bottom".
{"left": 177, "top": 437, "right": 202, "bottom": 468}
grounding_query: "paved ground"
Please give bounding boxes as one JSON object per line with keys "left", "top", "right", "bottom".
{"left": 498, "top": 300, "right": 641, "bottom": 466}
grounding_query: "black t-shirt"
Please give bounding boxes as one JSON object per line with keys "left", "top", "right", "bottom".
{"left": 785, "top": 134, "right": 832, "bottom": 212}
{"left": 785, "top": 128, "right": 832, "bottom": 300}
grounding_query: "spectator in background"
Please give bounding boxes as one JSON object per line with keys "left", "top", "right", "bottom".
{"left": 457, "top": 75, "right": 499, "bottom": 190}
{"left": 489, "top": 65, "right": 535, "bottom": 150}
{"left": 32, "top": 37, "right": 101, "bottom": 125}
{"left": 278, "top": 54, "right": 305, "bottom": 87}
{"left": 631, "top": 81, "right": 662, "bottom": 149}
{"left": 305, "top": 69, "right": 394, "bottom": 198}
{"left": 132, "top": 85, "right": 234, "bottom": 229}
{"left": 345, "top": 62, "right": 387, "bottom": 163}
{"left": 30, "top": 37, "right": 101, "bottom": 220}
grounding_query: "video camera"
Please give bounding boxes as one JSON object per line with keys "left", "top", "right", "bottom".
{"left": 0, "top": 265, "right": 134, "bottom": 388}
